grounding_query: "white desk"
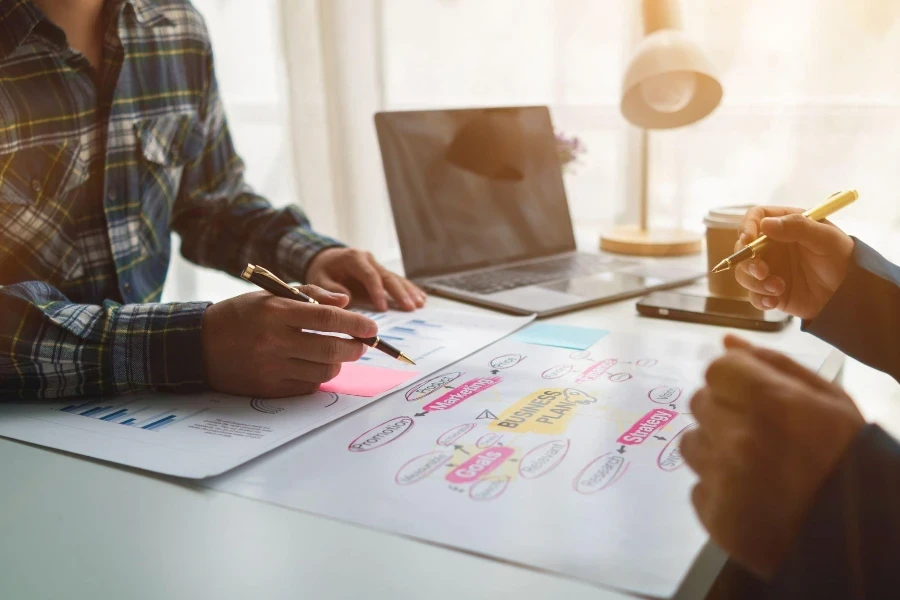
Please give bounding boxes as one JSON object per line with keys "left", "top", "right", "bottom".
{"left": 5, "top": 288, "right": 887, "bottom": 600}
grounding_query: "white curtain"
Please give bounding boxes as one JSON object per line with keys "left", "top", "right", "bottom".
{"left": 164, "top": 0, "right": 900, "bottom": 303}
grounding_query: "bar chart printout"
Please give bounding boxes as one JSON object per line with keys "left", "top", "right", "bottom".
{"left": 56, "top": 400, "right": 207, "bottom": 432}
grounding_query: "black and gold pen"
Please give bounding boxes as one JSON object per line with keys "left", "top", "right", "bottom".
{"left": 241, "top": 263, "right": 416, "bottom": 365}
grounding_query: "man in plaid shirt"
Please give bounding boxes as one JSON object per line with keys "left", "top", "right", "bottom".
{"left": 0, "top": 0, "right": 425, "bottom": 399}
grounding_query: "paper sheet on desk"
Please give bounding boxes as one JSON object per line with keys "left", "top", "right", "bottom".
{"left": 0, "top": 308, "right": 533, "bottom": 479}
{"left": 204, "top": 330, "right": 832, "bottom": 598}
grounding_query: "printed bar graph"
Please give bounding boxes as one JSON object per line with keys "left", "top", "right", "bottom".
{"left": 55, "top": 399, "right": 192, "bottom": 433}
{"left": 143, "top": 415, "right": 176, "bottom": 431}
{"left": 100, "top": 409, "right": 128, "bottom": 422}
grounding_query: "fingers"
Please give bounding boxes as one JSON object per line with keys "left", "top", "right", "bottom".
{"left": 274, "top": 300, "right": 378, "bottom": 337}
{"left": 759, "top": 214, "right": 845, "bottom": 255}
{"left": 724, "top": 335, "right": 831, "bottom": 392}
{"left": 704, "top": 349, "right": 790, "bottom": 409}
{"left": 681, "top": 427, "right": 716, "bottom": 474}
{"left": 737, "top": 206, "right": 804, "bottom": 248}
{"left": 290, "top": 331, "right": 367, "bottom": 364}
{"left": 748, "top": 291, "right": 780, "bottom": 311}
{"left": 403, "top": 279, "right": 427, "bottom": 308}
{"left": 735, "top": 266, "right": 785, "bottom": 297}
{"left": 310, "top": 278, "right": 353, "bottom": 301}
{"left": 293, "top": 284, "right": 349, "bottom": 308}
{"left": 351, "top": 253, "right": 388, "bottom": 311}
{"left": 380, "top": 269, "right": 416, "bottom": 311}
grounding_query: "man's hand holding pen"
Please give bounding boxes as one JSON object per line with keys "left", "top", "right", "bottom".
{"left": 202, "top": 286, "right": 377, "bottom": 398}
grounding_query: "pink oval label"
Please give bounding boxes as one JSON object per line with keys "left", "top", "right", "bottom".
{"left": 617, "top": 409, "right": 678, "bottom": 446}
{"left": 658, "top": 423, "right": 696, "bottom": 472}
{"left": 405, "top": 371, "right": 463, "bottom": 402}
{"left": 575, "top": 359, "right": 617, "bottom": 384}
{"left": 469, "top": 476, "right": 510, "bottom": 501}
{"left": 422, "top": 376, "right": 503, "bottom": 413}
{"left": 436, "top": 423, "right": 476, "bottom": 446}
{"left": 490, "top": 354, "right": 526, "bottom": 370}
{"left": 608, "top": 373, "right": 632, "bottom": 383}
{"left": 348, "top": 416, "right": 414, "bottom": 452}
{"left": 519, "top": 439, "right": 570, "bottom": 479}
{"left": 648, "top": 386, "right": 682, "bottom": 404}
{"left": 446, "top": 446, "right": 514, "bottom": 484}
{"left": 542, "top": 365, "right": 574, "bottom": 379}
{"left": 475, "top": 432, "right": 503, "bottom": 449}
{"left": 395, "top": 451, "right": 453, "bottom": 485}
{"left": 573, "top": 453, "right": 629, "bottom": 494}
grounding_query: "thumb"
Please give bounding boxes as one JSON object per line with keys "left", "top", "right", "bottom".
{"left": 293, "top": 284, "right": 350, "bottom": 308}
{"left": 760, "top": 214, "right": 842, "bottom": 255}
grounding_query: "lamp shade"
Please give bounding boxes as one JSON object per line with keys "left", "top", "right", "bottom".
{"left": 620, "top": 29, "right": 722, "bottom": 129}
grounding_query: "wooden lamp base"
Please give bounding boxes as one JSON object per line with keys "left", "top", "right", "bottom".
{"left": 600, "top": 225, "right": 703, "bottom": 257}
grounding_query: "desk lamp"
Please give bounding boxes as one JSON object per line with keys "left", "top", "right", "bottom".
{"left": 600, "top": 0, "right": 723, "bottom": 256}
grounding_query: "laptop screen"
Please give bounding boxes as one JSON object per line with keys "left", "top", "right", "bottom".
{"left": 375, "top": 106, "right": 577, "bottom": 279}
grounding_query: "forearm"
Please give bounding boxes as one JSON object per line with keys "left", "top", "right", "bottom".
{"left": 804, "top": 238, "right": 900, "bottom": 382}
{"left": 172, "top": 49, "right": 342, "bottom": 282}
{"left": 0, "top": 282, "right": 209, "bottom": 399}
{"left": 765, "top": 425, "right": 900, "bottom": 598}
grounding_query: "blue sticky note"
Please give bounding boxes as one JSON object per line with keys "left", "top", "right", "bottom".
{"left": 513, "top": 323, "right": 609, "bottom": 351}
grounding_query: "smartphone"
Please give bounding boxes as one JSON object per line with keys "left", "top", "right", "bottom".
{"left": 636, "top": 291, "right": 793, "bottom": 331}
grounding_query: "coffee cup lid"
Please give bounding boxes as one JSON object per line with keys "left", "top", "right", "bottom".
{"left": 704, "top": 205, "right": 755, "bottom": 228}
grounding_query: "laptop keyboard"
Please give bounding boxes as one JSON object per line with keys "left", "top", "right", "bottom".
{"left": 431, "top": 254, "right": 636, "bottom": 295}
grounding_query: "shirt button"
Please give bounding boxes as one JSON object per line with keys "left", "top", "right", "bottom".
{"left": 31, "top": 179, "right": 42, "bottom": 193}
{"left": 107, "top": 190, "right": 117, "bottom": 203}
{"left": 123, "top": 282, "right": 132, "bottom": 293}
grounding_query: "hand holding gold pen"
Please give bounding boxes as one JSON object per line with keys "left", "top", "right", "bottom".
{"left": 241, "top": 264, "right": 416, "bottom": 365}
{"left": 712, "top": 190, "right": 859, "bottom": 274}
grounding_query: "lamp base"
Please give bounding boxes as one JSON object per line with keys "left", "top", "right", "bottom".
{"left": 599, "top": 225, "right": 703, "bottom": 257}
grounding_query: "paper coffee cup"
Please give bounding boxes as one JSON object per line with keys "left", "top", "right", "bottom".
{"left": 704, "top": 206, "right": 753, "bottom": 298}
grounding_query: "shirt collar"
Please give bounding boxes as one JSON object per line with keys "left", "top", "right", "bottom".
{"left": 0, "top": 0, "right": 173, "bottom": 60}
{"left": 126, "top": 0, "right": 173, "bottom": 28}
{"left": 0, "top": 0, "right": 45, "bottom": 59}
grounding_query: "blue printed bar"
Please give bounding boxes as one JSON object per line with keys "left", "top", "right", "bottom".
{"left": 121, "top": 418, "right": 136, "bottom": 426}
{"left": 60, "top": 405, "right": 77, "bottom": 412}
{"left": 142, "top": 415, "right": 175, "bottom": 430}
{"left": 101, "top": 409, "right": 128, "bottom": 422}
{"left": 390, "top": 327, "right": 416, "bottom": 334}
{"left": 80, "top": 406, "right": 108, "bottom": 417}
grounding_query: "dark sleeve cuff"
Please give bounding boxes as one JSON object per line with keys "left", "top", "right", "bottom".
{"left": 109, "top": 301, "right": 211, "bottom": 394}
{"left": 766, "top": 424, "right": 900, "bottom": 598}
{"left": 275, "top": 224, "right": 345, "bottom": 283}
{"left": 802, "top": 237, "right": 900, "bottom": 381}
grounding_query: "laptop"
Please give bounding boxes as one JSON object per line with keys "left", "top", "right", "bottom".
{"left": 374, "top": 106, "right": 701, "bottom": 317}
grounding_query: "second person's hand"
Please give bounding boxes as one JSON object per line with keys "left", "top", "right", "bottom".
{"left": 734, "top": 206, "right": 855, "bottom": 319}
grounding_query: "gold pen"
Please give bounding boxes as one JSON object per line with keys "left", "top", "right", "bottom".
{"left": 712, "top": 189, "right": 859, "bottom": 274}
{"left": 241, "top": 264, "right": 416, "bottom": 365}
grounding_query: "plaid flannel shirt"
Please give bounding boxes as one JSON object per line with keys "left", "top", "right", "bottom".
{"left": 0, "top": 0, "right": 342, "bottom": 399}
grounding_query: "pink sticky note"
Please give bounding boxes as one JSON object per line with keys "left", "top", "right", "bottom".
{"left": 320, "top": 363, "right": 420, "bottom": 397}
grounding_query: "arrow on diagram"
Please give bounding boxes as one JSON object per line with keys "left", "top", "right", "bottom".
{"left": 669, "top": 404, "right": 676, "bottom": 410}
{"left": 477, "top": 409, "right": 498, "bottom": 420}
{"left": 653, "top": 436, "right": 667, "bottom": 441}
{"left": 454, "top": 445, "right": 470, "bottom": 455}
{"left": 617, "top": 445, "right": 626, "bottom": 454}
{"left": 414, "top": 411, "right": 428, "bottom": 417}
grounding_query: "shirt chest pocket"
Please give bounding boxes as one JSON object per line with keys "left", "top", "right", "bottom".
{"left": 134, "top": 114, "right": 204, "bottom": 252}
{"left": 0, "top": 142, "right": 89, "bottom": 283}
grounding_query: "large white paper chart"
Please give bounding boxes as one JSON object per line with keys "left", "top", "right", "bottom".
{"left": 0, "top": 308, "right": 532, "bottom": 478}
{"left": 206, "top": 330, "right": 830, "bottom": 598}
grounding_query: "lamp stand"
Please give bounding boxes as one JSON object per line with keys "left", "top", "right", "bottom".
{"left": 599, "top": 129, "right": 703, "bottom": 256}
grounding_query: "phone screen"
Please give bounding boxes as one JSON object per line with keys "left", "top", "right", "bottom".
{"left": 642, "top": 292, "right": 790, "bottom": 323}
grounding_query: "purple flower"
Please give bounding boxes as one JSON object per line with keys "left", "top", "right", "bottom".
{"left": 555, "top": 131, "right": 586, "bottom": 172}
